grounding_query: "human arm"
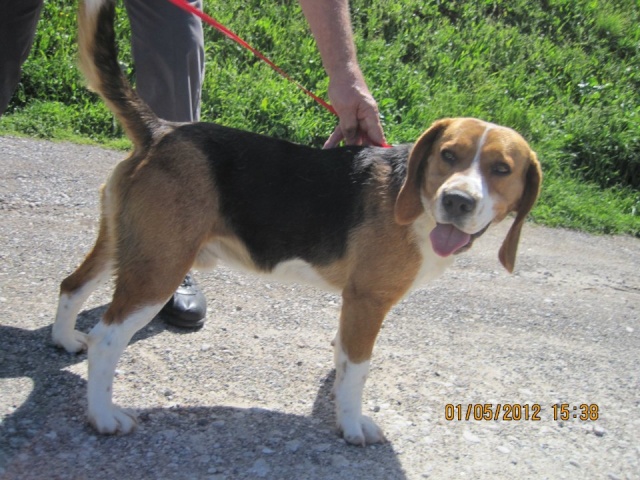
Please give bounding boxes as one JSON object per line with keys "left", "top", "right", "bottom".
{"left": 298, "top": 0, "right": 386, "bottom": 148}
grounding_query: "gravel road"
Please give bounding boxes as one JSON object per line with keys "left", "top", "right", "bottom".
{"left": 1, "top": 136, "right": 639, "bottom": 479}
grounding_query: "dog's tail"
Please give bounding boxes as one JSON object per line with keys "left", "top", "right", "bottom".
{"left": 78, "top": 0, "right": 163, "bottom": 150}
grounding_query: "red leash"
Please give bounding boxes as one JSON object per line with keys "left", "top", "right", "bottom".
{"left": 166, "top": 0, "right": 337, "bottom": 116}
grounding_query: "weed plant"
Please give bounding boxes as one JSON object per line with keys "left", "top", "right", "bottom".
{"left": 1, "top": 0, "right": 638, "bottom": 236}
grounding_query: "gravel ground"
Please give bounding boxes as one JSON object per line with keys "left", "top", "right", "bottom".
{"left": 1, "top": 136, "right": 639, "bottom": 480}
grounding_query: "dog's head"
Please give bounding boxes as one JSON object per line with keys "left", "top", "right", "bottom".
{"left": 394, "top": 117, "right": 542, "bottom": 273}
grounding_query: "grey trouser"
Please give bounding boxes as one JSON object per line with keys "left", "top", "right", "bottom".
{"left": 0, "top": 0, "right": 204, "bottom": 122}
{"left": 124, "top": 0, "right": 204, "bottom": 122}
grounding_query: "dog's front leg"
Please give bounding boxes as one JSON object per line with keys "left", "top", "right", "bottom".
{"left": 87, "top": 304, "right": 163, "bottom": 434}
{"left": 334, "top": 290, "right": 390, "bottom": 446}
{"left": 334, "top": 341, "right": 385, "bottom": 446}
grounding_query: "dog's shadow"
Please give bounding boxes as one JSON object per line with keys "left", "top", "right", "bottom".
{"left": 0, "top": 307, "right": 406, "bottom": 479}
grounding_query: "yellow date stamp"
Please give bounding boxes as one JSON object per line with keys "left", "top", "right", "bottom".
{"left": 444, "top": 403, "right": 599, "bottom": 421}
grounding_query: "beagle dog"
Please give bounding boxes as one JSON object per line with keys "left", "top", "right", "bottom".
{"left": 52, "top": 0, "right": 542, "bottom": 446}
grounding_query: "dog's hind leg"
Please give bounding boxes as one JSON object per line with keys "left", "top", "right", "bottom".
{"left": 86, "top": 245, "right": 196, "bottom": 434}
{"left": 52, "top": 215, "right": 114, "bottom": 353}
{"left": 86, "top": 302, "right": 164, "bottom": 434}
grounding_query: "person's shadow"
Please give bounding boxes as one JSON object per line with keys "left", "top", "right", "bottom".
{"left": 0, "top": 307, "right": 406, "bottom": 479}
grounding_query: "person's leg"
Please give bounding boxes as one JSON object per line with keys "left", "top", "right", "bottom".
{"left": 124, "top": 0, "right": 207, "bottom": 327}
{"left": 124, "top": 0, "right": 204, "bottom": 122}
{"left": 0, "top": 0, "right": 44, "bottom": 115}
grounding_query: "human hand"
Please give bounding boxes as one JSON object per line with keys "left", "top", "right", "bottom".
{"left": 324, "top": 73, "right": 386, "bottom": 149}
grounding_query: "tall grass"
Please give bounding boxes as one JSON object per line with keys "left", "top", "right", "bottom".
{"left": 1, "top": 0, "right": 638, "bottom": 236}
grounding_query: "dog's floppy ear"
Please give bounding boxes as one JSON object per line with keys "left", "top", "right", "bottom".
{"left": 395, "top": 119, "right": 452, "bottom": 225}
{"left": 498, "top": 151, "right": 542, "bottom": 273}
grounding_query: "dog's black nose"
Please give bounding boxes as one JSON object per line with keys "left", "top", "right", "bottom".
{"left": 443, "top": 191, "right": 476, "bottom": 216}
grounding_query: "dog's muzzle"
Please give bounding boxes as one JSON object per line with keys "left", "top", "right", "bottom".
{"left": 453, "top": 222, "right": 490, "bottom": 255}
{"left": 442, "top": 190, "right": 476, "bottom": 217}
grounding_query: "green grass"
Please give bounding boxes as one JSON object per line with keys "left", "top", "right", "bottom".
{"left": 1, "top": 0, "right": 639, "bottom": 236}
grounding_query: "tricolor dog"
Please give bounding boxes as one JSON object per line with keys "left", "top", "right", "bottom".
{"left": 52, "top": 0, "right": 542, "bottom": 445}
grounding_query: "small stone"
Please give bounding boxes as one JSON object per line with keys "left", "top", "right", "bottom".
{"left": 331, "top": 454, "right": 349, "bottom": 468}
{"left": 463, "top": 430, "right": 480, "bottom": 443}
{"left": 497, "top": 445, "right": 510, "bottom": 454}
{"left": 593, "top": 425, "right": 606, "bottom": 437}
{"left": 285, "top": 440, "right": 301, "bottom": 453}
{"left": 162, "top": 429, "right": 179, "bottom": 440}
{"left": 250, "top": 458, "right": 270, "bottom": 478}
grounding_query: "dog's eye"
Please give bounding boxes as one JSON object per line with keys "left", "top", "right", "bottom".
{"left": 492, "top": 162, "right": 511, "bottom": 176}
{"left": 441, "top": 149, "right": 456, "bottom": 165}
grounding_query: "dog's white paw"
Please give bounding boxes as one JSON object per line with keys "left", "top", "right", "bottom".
{"left": 339, "top": 414, "right": 386, "bottom": 446}
{"left": 52, "top": 329, "right": 88, "bottom": 353}
{"left": 89, "top": 406, "right": 138, "bottom": 435}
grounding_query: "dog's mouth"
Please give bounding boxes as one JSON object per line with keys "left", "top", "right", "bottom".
{"left": 429, "top": 223, "right": 490, "bottom": 257}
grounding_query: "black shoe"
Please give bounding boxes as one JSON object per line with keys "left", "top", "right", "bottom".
{"left": 162, "top": 273, "right": 207, "bottom": 329}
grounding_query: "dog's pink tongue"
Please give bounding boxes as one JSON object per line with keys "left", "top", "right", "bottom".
{"left": 430, "top": 224, "right": 471, "bottom": 257}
